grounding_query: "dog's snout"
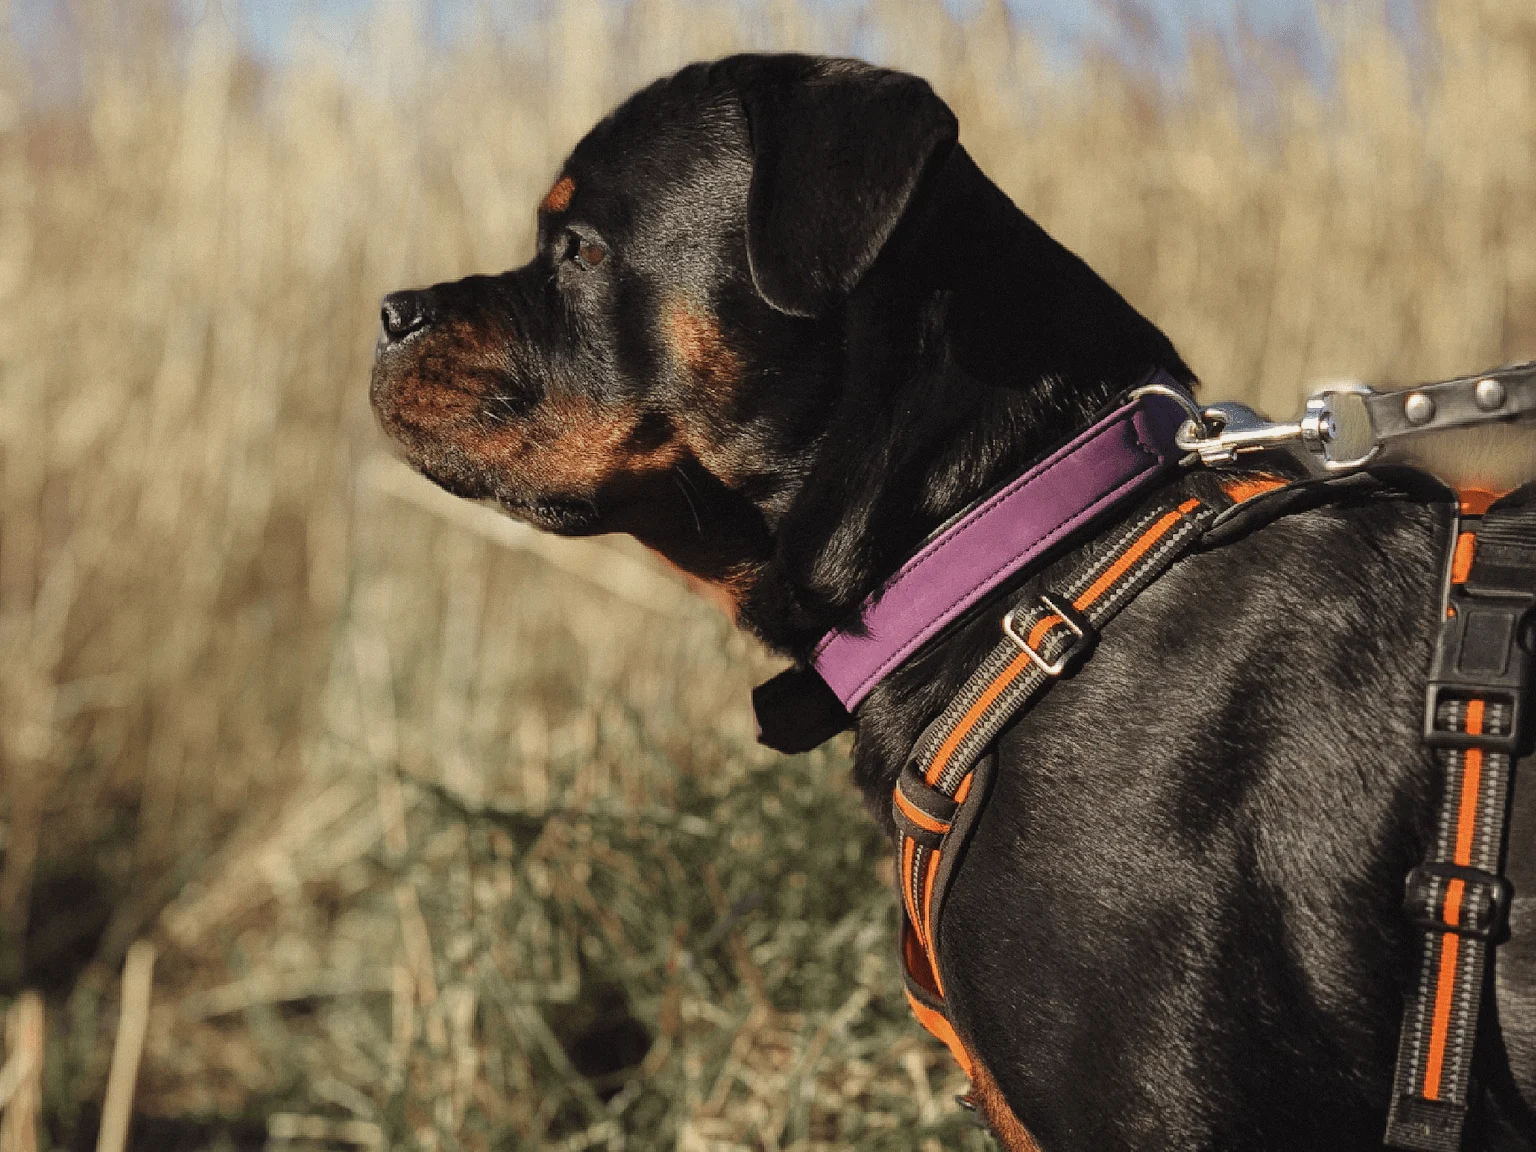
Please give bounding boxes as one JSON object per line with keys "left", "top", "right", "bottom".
{"left": 380, "top": 290, "right": 431, "bottom": 343}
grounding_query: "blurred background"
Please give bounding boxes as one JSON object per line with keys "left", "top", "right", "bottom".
{"left": 0, "top": 0, "right": 1533, "bottom": 1148}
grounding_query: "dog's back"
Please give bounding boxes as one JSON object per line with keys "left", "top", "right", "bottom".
{"left": 929, "top": 492, "right": 1536, "bottom": 1149}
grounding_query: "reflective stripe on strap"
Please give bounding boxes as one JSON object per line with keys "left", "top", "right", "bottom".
{"left": 1387, "top": 486, "right": 1533, "bottom": 1151}
{"left": 893, "top": 482, "right": 1230, "bottom": 1066}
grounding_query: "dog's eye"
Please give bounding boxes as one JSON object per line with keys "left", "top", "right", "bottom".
{"left": 565, "top": 231, "right": 607, "bottom": 270}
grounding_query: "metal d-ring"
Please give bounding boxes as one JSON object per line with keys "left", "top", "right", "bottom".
{"left": 1127, "top": 380, "right": 1206, "bottom": 432}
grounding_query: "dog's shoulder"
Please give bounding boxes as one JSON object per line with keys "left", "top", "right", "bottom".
{"left": 935, "top": 492, "right": 1455, "bottom": 1149}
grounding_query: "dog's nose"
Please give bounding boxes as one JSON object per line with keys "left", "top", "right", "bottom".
{"left": 380, "top": 290, "right": 431, "bottom": 343}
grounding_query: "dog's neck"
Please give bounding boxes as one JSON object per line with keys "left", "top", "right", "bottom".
{"left": 739, "top": 145, "right": 1194, "bottom": 657}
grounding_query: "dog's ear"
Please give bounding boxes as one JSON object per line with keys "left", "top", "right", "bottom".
{"left": 727, "top": 55, "right": 959, "bottom": 317}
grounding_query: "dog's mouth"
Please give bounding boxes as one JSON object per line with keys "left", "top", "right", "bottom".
{"left": 400, "top": 452, "right": 605, "bottom": 537}
{"left": 498, "top": 494, "right": 604, "bottom": 536}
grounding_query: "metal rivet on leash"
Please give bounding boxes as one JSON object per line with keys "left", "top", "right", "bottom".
{"left": 1475, "top": 377, "right": 1507, "bottom": 410}
{"left": 1403, "top": 391, "right": 1436, "bottom": 425}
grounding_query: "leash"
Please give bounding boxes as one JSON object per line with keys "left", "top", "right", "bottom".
{"left": 753, "top": 361, "right": 1535, "bottom": 1144}
{"left": 1171, "top": 360, "right": 1536, "bottom": 475}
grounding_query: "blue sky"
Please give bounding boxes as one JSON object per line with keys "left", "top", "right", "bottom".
{"left": 227, "top": 0, "right": 1342, "bottom": 67}
{"left": 15, "top": 0, "right": 1423, "bottom": 95}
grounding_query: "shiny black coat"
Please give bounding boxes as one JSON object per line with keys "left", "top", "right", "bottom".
{"left": 369, "top": 54, "right": 1536, "bottom": 1150}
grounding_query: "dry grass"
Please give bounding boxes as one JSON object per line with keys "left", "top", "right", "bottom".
{"left": 0, "top": 0, "right": 1533, "bottom": 1148}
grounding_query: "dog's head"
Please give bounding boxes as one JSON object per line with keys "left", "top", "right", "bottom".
{"left": 370, "top": 55, "right": 958, "bottom": 598}
{"left": 372, "top": 53, "right": 1188, "bottom": 643}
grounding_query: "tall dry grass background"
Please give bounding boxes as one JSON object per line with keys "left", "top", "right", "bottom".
{"left": 0, "top": 1, "right": 1533, "bottom": 1148}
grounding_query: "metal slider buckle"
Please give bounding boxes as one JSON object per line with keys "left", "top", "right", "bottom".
{"left": 1404, "top": 862, "right": 1513, "bottom": 942}
{"left": 1002, "top": 591, "right": 1097, "bottom": 677}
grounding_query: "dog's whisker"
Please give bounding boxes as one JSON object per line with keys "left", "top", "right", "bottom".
{"left": 671, "top": 466, "right": 703, "bottom": 537}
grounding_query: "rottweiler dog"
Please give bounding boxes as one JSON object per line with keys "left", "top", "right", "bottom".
{"left": 370, "top": 54, "right": 1536, "bottom": 1150}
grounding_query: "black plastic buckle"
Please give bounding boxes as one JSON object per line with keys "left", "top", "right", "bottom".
{"left": 1002, "top": 591, "right": 1098, "bottom": 677}
{"left": 1404, "top": 862, "right": 1513, "bottom": 943}
{"left": 1421, "top": 592, "right": 1532, "bottom": 754}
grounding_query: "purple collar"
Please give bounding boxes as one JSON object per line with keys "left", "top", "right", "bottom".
{"left": 811, "top": 373, "right": 1193, "bottom": 710}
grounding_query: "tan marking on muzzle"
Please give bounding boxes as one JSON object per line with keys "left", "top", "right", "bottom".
{"left": 505, "top": 398, "right": 682, "bottom": 492}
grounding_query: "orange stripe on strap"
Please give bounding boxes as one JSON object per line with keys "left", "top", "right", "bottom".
{"left": 1424, "top": 923, "right": 1462, "bottom": 1100}
{"left": 1072, "top": 500, "right": 1202, "bottom": 612}
{"left": 1443, "top": 879, "right": 1466, "bottom": 929}
{"left": 1423, "top": 700, "right": 1487, "bottom": 1100}
{"left": 913, "top": 776, "right": 977, "bottom": 1005}
{"left": 922, "top": 850, "right": 944, "bottom": 995}
{"left": 925, "top": 650, "right": 1034, "bottom": 786}
{"left": 894, "top": 789, "right": 951, "bottom": 835}
{"left": 1027, "top": 613, "right": 1061, "bottom": 650}
{"left": 904, "top": 988, "right": 974, "bottom": 1077}
{"left": 1454, "top": 748, "right": 1485, "bottom": 866}
{"left": 924, "top": 501, "right": 1200, "bottom": 787}
{"left": 1454, "top": 702, "right": 1486, "bottom": 867}
{"left": 1450, "top": 533, "right": 1477, "bottom": 585}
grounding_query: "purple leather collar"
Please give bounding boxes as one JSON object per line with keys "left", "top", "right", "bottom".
{"left": 811, "top": 373, "right": 1193, "bottom": 710}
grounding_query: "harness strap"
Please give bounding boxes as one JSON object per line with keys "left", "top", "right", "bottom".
{"left": 895, "top": 479, "right": 1246, "bottom": 1069}
{"left": 1386, "top": 487, "right": 1536, "bottom": 1151}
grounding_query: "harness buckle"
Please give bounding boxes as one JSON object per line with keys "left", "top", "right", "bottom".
{"left": 1404, "top": 863, "right": 1513, "bottom": 943}
{"left": 1002, "top": 592, "right": 1097, "bottom": 677}
{"left": 1422, "top": 593, "right": 1534, "bottom": 754}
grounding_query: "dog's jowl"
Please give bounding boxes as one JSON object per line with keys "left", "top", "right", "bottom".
{"left": 371, "top": 54, "right": 1536, "bottom": 1152}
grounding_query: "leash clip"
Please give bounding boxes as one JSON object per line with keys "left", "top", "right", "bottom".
{"left": 1172, "top": 384, "right": 1378, "bottom": 473}
{"left": 1178, "top": 360, "right": 1536, "bottom": 475}
{"left": 1002, "top": 592, "right": 1097, "bottom": 677}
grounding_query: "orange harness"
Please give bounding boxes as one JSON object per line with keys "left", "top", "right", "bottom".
{"left": 892, "top": 474, "right": 1280, "bottom": 1073}
{"left": 1384, "top": 488, "right": 1533, "bottom": 1149}
{"left": 892, "top": 477, "right": 1533, "bottom": 1152}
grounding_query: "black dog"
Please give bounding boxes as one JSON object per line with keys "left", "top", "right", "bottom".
{"left": 370, "top": 55, "right": 1536, "bottom": 1150}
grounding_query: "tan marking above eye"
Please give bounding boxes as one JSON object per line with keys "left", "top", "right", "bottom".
{"left": 541, "top": 175, "right": 575, "bottom": 214}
